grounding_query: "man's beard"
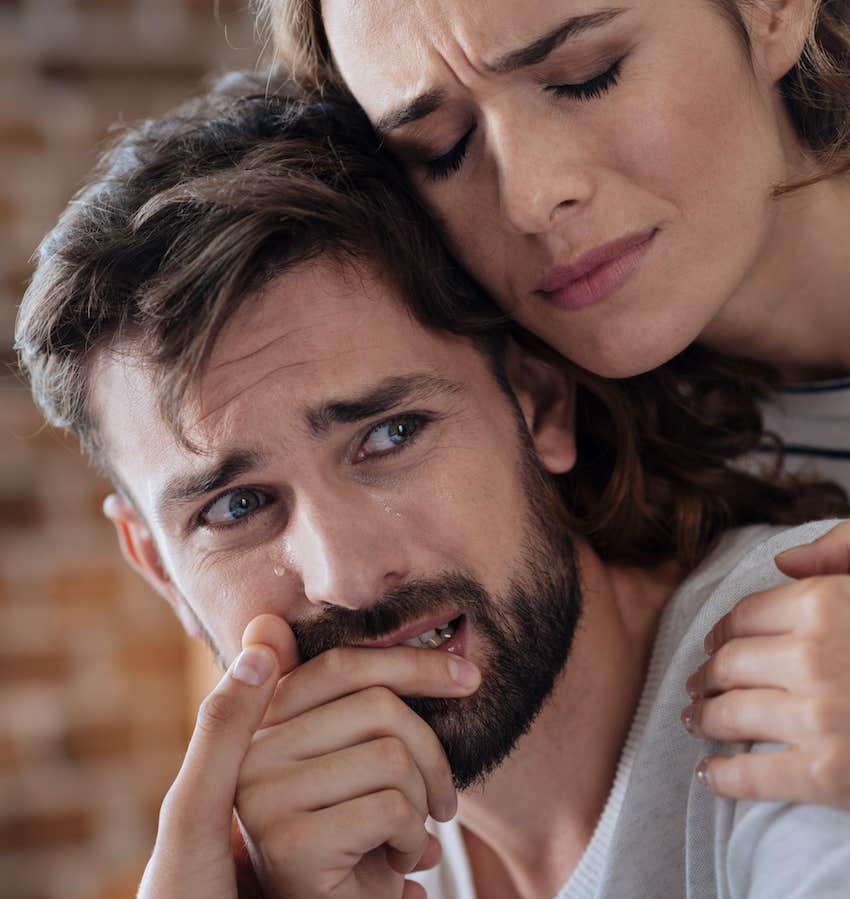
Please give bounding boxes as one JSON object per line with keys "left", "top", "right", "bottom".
{"left": 292, "top": 450, "right": 583, "bottom": 791}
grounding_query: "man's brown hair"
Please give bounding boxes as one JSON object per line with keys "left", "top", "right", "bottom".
{"left": 15, "top": 73, "right": 847, "bottom": 571}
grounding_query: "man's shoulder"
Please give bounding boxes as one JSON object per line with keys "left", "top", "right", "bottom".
{"left": 669, "top": 519, "right": 846, "bottom": 634}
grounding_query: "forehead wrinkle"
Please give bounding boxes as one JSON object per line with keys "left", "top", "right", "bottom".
{"left": 188, "top": 353, "right": 345, "bottom": 438}
{"left": 208, "top": 323, "right": 322, "bottom": 372}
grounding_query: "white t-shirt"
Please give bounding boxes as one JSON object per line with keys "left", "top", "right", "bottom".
{"left": 411, "top": 521, "right": 850, "bottom": 899}
{"left": 759, "top": 378, "right": 850, "bottom": 494}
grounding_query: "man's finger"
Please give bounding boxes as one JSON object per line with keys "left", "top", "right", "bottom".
{"left": 775, "top": 521, "right": 850, "bottom": 579}
{"left": 161, "top": 642, "right": 281, "bottom": 844}
{"left": 266, "top": 645, "right": 480, "bottom": 726}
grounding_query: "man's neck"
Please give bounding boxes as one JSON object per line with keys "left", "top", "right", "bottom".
{"left": 455, "top": 545, "right": 684, "bottom": 899}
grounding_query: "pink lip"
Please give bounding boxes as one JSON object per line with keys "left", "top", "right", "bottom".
{"left": 356, "top": 612, "right": 463, "bottom": 650}
{"left": 536, "top": 228, "right": 657, "bottom": 311}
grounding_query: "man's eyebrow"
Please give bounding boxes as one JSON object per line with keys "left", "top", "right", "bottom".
{"left": 305, "top": 374, "right": 464, "bottom": 437}
{"left": 374, "top": 89, "right": 448, "bottom": 137}
{"left": 373, "top": 8, "right": 625, "bottom": 136}
{"left": 158, "top": 449, "right": 265, "bottom": 515}
{"left": 487, "top": 8, "right": 626, "bottom": 74}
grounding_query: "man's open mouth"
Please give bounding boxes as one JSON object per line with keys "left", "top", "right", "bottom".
{"left": 357, "top": 614, "right": 465, "bottom": 653}
{"left": 401, "top": 616, "right": 461, "bottom": 649}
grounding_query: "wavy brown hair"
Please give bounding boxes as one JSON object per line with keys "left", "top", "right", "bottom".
{"left": 16, "top": 74, "right": 847, "bottom": 572}
{"left": 257, "top": 0, "right": 850, "bottom": 184}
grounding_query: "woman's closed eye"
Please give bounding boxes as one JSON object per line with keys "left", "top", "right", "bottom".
{"left": 544, "top": 57, "right": 624, "bottom": 102}
{"left": 423, "top": 126, "right": 476, "bottom": 182}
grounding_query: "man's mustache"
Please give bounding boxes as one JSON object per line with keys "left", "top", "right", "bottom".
{"left": 290, "top": 571, "right": 490, "bottom": 660}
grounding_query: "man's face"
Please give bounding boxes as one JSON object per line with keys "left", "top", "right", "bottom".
{"left": 95, "top": 257, "right": 582, "bottom": 786}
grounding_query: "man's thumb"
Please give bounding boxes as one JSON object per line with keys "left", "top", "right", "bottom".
{"left": 159, "top": 640, "right": 282, "bottom": 844}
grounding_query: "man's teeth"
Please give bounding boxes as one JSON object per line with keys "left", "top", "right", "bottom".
{"left": 402, "top": 621, "right": 456, "bottom": 649}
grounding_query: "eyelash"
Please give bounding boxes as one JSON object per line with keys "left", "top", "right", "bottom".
{"left": 422, "top": 57, "right": 624, "bottom": 182}
{"left": 545, "top": 57, "right": 623, "bottom": 101}
{"left": 195, "top": 414, "right": 430, "bottom": 529}
{"left": 424, "top": 126, "right": 476, "bottom": 183}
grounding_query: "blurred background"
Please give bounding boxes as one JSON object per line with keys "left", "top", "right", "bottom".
{"left": 0, "top": 3, "right": 263, "bottom": 897}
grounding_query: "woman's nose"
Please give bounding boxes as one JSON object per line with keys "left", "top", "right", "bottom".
{"left": 490, "top": 112, "right": 595, "bottom": 236}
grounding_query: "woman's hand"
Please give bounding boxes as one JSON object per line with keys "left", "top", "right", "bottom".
{"left": 138, "top": 625, "right": 289, "bottom": 899}
{"left": 680, "top": 521, "right": 850, "bottom": 808}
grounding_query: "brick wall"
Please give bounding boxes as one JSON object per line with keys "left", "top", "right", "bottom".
{"left": 1, "top": 4, "right": 259, "bottom": 897}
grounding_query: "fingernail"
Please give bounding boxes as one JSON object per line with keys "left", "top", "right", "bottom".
{"left": 680, "top": 705, "right": 696, "bottom": 734}
{"left": 703, "top": 630, "right": 715, "bottom": 655}
{"left": 232, "top": 645, "right": 276, "bottom": 686}
{"left": 695, "top": 759, "right": 711, "bottom": 789}
{"left": 448, "top": 657, "right": 479, "bottom": 688}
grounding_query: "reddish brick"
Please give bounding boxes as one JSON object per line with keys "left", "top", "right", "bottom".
{"left": 119, "top": 639, "right": 187, "bottom": 678}
{"left": 0, "top": 809, "right": 93, "bottom": 850}
{"left": 184, "top": 0, "right": 246, "bottom": 16}
{"left": 0, "top": 120, "right": 45, "bottom": 149}
{"left": 97, "top": 867, "right": 147, "bottom": 899}
{"left": 0, "top": 736, "right": 19, "bottom": 766}
{"left": 39, "top": 59, "right": 206, "bottom": 84}
{"left": 0, "top": 649, "right": 72, "bottom": 685}
{"left": 63, "top": 722, "right": 133, "bottom": 762}
{"left": 51, "top": 568, "right": 125, "bottom": 606}
{"left": 0, "top": 491, "right": 44, "bottom": 531}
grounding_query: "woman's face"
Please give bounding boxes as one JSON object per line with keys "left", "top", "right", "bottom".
{"left": 322, "top": 0, "right": 800, "bottom": 376}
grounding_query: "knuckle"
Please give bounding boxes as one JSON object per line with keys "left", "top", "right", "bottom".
{"left": 711, "top": 644, "right": 738, "bottom": 689}
{"left": 317, "top": 647, "right": 355, "bottom": 683}
{"left": 808, "top": 739, "right": 849, "bottom": 797}
{"left": 382, "top": 788, "right": 415, "bottom": 824}
{"left": 265, "top": 819, "right": 309, "bottom": 870}
{"left": 727, "top": 760, "right": 760, "bottom": 800}
{"left": 800, "top": 583, "right": 838, "bottom": 632}
{"left": 795, "top": 641, "right": 827, "bottom": 685}
{"left": 364, "top": 684, "right": 402, "bottom": 721}
{"left": 713, "top": 695, "right": 738, "bottom": 735}
{"left": 378, "top": 736, "right": 415, "bottom": 779}
{"left": 803, "top": 697, "right": 836, "bottom": 736}
{"left": 196, "top": 690, "right": 237, "bottom": 734}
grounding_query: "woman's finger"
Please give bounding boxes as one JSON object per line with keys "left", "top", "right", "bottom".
{"left": 775, "top": 521, "right": 850, "bottom": 579}
{"left": 682, "top": 688, "right": 850, "bottom": 743}
{"left": 687, "top": 635, "right": 804, "bottom": 696}
{"left": 696, "top": 746, "right": 850, "bottom": 809}
{"left": 704, "top": 575, "right": 850, "bottom": 654}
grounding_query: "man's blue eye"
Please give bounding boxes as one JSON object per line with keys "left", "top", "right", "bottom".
{"left": 360, "top": 415, "right": 422, "bottom": 458}
{"left": 202, "top": 489, "right": 267, "bottom": 526}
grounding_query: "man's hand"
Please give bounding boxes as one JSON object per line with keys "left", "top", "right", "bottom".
{"left": 234, "top": 617, "right": 481, "bottom": 899}
{"left": 138, "top": 624, "right": 289, "bottom": 899}
{"left": 680, "top": 522, "right": 850, "bottom": 808}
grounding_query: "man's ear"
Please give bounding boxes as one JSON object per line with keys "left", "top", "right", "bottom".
{"left": 102, "top": 493, "right": 203, "bottom": 640}
{"left": 503, "top": 340, "right": 577, "bottom": 475}
{"left": 745, "top": 0, "right": 814, "bottom": 83}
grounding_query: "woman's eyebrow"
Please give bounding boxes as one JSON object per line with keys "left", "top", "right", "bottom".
{"left": 374, "top": 8, "right": 626, "bottom": 136}
{"left": 487, "top": 8, "right": 626, "bottom": 73}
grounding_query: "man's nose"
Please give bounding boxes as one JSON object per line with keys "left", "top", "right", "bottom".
{"left": 287, "top": 488, "right": 411, "bottom": 610}
{"left": 489, "top": 110, "right": 596, "bottom": 236}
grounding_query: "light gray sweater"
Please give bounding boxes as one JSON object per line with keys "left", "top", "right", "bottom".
{"left": 412, "top": 521, "right": 850, "bottom": 898}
